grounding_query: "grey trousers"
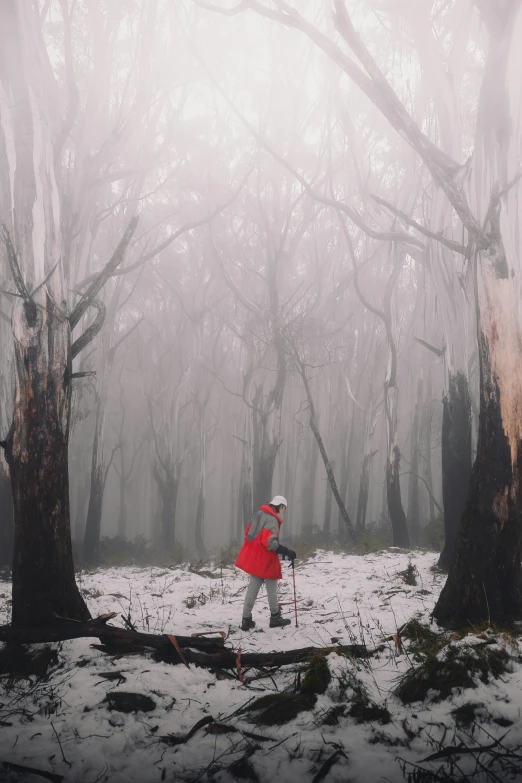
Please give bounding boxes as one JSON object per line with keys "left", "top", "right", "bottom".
{"left": 243, "top": 575, "right": 279, "bottom": 617}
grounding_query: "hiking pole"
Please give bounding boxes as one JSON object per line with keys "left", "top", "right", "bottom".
{"left": 291, "top": 560, "right": 298, "bottom": 628}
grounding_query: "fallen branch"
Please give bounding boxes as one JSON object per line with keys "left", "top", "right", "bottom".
{"left": 160, "top": 715, "right": 214, "bottom": 746}
{"left": 0, "top": 620, "right": 380, "bottom": 668}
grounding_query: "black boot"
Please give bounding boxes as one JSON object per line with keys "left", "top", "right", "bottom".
{"left": 241, "top": 615, "right": 256, "bottom": 631}
{"left": 269, "top": 610, "right": 291, "bottom": 628}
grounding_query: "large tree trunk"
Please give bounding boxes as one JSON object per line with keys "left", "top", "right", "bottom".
{"left": 433, "top": 249, "right": 522, "bottom": 623}
{"left": 0, "top": 2, "right": 89, "bottom": 625}
{"left": 437, "top": 372, "right": 472, "bottom": 570}
{"left": 6, "top": 302, "right": 90, "bottom": 625}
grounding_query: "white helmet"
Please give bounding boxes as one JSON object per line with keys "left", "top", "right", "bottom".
{"left": 270, "top": 495, "right": 287, "bottom": 507}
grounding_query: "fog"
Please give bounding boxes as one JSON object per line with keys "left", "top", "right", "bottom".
{"left": 0, "top": 0, "right": 498, "bottom": 565}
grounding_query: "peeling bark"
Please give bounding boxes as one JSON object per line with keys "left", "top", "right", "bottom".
{"left": 434, "top": 249, "right": 522, "bottom": 623}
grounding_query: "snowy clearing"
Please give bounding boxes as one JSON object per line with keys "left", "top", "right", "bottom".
{"left": 1, "top": 549, "right": 521, "bottom": 783}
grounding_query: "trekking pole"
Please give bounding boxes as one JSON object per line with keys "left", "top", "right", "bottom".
{"left": 291, "top": 560, "right": 298, "bottom": 628}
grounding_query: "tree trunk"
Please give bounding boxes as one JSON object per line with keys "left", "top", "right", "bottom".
{"left": 423, "top": 370, "right": 436, "bottom": 522}
{"left": 337, "top": 414, "right": 353, "bottom": 540}
{"left": 355, "top": 454, "right": 371, "bottom": 539}
{"left": 73, "top": 471, "right": 90, "bottom": 544}
{"left": 323, "top": 468, "right": 333, "bottom": 538}
{"left": 433, "top": 4, "right": 522, "bottom": 624}
{"left": 195, "top": 482, "right": 208, "bottom": 560}
{"left": 355, "top": 391, "right": 378, "bottom": 539}
{"left": 434, "top": 248, "right": 522, "bottom": 623}
{"left": 153, "top": 462, "right": 180, "bottom": 552}
{"left": 6, "top": 302, "right": 90, "bottom": 625}
{"left": 407, "top": 380, "right": 422, "bottom": 546}
{"left": 117, "top": 458, "right": 128, "bottom": 539}
{"left": 0, "top": 2, "right": 90, "bottom": 626}
{"left": 302, "top": 434, "right": 319, "bottom": 533}
{"left": 83, "top": 397, "right": 105, "bottom": 565}
{"left": 252, "top": 417, "right": 278, "bottom": 510}
{"left": 437, "top": 372, "right": 472, "bottom": 570}
{"left": 0, "top": 458, "right": 14, "bottom": 567}
{"left": 161, "top": 482, "right": 179, "bottom": 551}
{"left": 195, "top": 415, "right": 209, "bottom": 561}
{"left": 299, "top": 364, "right": 357, "bottom": 542}
{"left": 386, "top": 445, "right": 410, "bottom": 548}
{"left": 385, "top": 385, "right": 409, "bottom": 548}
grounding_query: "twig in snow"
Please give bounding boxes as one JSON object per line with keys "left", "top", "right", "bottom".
{"left": 1, "top": 761, "right": 64, "bottom": 782}
{"left": 311, "top": 749, "right": 348, "bottom": 783}
{"left": 51, "top": 721, "right": 71, "bottom": 768}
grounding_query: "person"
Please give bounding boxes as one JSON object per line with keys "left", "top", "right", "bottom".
{"left": 235, "top": 495, "right": 297, "bottom": 631}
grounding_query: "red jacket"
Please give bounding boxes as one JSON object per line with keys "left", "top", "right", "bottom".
{"left": 235, "top": 505, "right": 283, "bottom": 580}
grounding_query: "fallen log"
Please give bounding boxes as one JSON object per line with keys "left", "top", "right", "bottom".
{"left": 177, "top": 643, "right": 378, "bottom": 668}
{"left": 0, "top": 620, "right": 381, "bottom": 669}
{"left": 0, "top": 618, "right": 224, "bottom": 655}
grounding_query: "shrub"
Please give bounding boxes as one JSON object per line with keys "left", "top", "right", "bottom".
{"left": 395, "top": 643, "right": 510, "bottom": 704}
{"left": 398, "top": 561, "right": 419, "bottom": 586}
{"left": 217, "top": 540, "right": 239, "bottom": 567}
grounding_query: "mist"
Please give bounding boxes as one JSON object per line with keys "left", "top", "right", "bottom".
{"left": 1, "top": 2, "right": 522, "bottom": 780}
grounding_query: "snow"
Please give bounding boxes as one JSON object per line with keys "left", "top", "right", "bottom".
{"left": 1, "top": 549, "right": 521, "bottom": 782}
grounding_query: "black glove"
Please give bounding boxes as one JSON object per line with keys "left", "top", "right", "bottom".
{"left": 276, "top": 543, "right": 297, "bottom": 562}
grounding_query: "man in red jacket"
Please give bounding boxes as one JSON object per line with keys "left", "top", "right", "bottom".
{"left": 235, "top": 495, "right": 297, "bottom": 631}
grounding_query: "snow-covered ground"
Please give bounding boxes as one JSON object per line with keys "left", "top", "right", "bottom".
{"left": 1, "top": 549, "right": 521, "bottom": 782}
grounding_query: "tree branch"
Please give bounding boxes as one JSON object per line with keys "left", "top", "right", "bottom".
{"left": 400, "top": 471, "right": 443, "bottom": 517}
{"left": 413, "top": 336, "right": 446, "bottom": 358}
{"left": 371, "top": 195, "right": 466, "bottom": 255}
{"left": 69, "top": 216, "right": 139, "bottom": 329}
{"left": 111, "top": 316, "right": 143, "bottom": 354}
{"left": 71, "top": 299, "right": 106, "bottom": 360}
{"left": 70, "top": 371, "right": 96, "bottom": 379}
{"left": 0, "top": 225, "right": 33, "bottom": 304}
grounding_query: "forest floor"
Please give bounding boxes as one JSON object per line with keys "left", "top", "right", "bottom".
{"left": 1, "top": 549, "right": 522, "bottom": 783}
